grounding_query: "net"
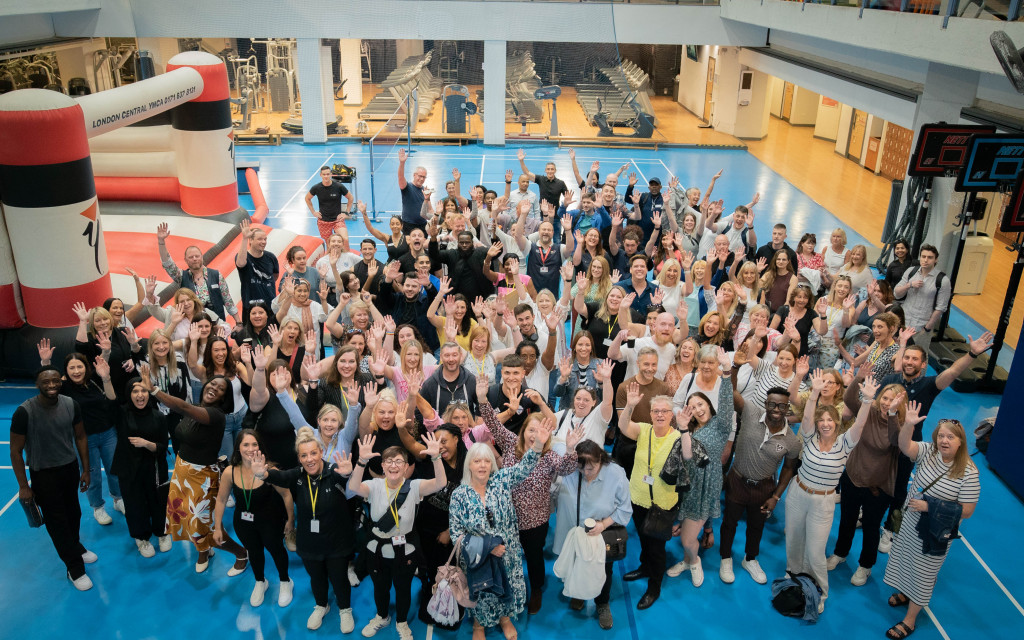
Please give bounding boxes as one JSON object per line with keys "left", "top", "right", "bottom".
{"left": 367, "top": 96, "right": 414, "bottom": 220}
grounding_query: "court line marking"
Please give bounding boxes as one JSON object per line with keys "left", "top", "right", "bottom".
{"left": 0, "top": 466, "right": 10, "bottom": 469}
{"left": 630, "top": 159, "right": 647, "bottom": 184}
{"left": 923, "top": 606, "right": 951, "bottom": 640}
{"left": 962, "top": 534, "right": 1024, "bottom": 617}
{"left": 273, "top": 154, "right": 334, "bottom": 217}
{"left": 0, "top": 492, "right": 17, "bottom": 518}
{"left": 479, "top": 154, "right": 486, "bottom": 184}
{"left": 658, "top": 159, "right": 676, "bottom": 180}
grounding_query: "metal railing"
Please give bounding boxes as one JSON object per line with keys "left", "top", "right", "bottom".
{"left": 783, "top": 0, "right": 1021, "bottom": 23}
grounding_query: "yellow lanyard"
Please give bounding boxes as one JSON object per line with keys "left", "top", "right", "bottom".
{"left": 307, "top": 472, "right": 321, "bottom": 519}
{"left": 340, "top": 384, "right": 350, "bottom": 411}
{"left": 386, "top": 480, "right": 405, "bottom": 529}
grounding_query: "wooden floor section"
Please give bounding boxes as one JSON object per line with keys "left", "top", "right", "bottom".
{"left": 236, "top": 85, "right": 1020, "bottom": 349}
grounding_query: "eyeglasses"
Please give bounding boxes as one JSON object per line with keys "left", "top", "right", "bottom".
{"left": 382, "top": 459, "right": 405, "bottom": 468}
{"left": 764, "top": 401, "right": 788, "bottom": 410}
{"left": 650, "top": 408, "right": 673, "bottom": 415}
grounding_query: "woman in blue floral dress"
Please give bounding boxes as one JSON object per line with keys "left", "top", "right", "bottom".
{"left": 666, "top": 346, "right": 735, "bottom": 588}
{"left": 449, "top": 420, "right": 549, "bottom": 640}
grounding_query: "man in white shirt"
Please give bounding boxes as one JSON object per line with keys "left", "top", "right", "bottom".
{"left": 608, "top": 312, "right": 678, "bottom": 379}
{"left": 503, "top": 172, "right": 540, "bottom": 233}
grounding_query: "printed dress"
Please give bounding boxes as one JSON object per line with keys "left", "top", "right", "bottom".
{"left": 449, "top": 448, "right": 539, "bottom": 626}
{"left": 678, "top": 377, "right": 734, "bottom": 522}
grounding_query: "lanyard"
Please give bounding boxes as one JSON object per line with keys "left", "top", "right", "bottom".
{"left": 340, "top": 384, "right": 351, "bottom": 410}
{"left": 307, "top": 472, "right": 322, "bottom": 519}
{"left": 386, "top": 480, "right": 405, "bottom": 529}
{"left": 539, "top": 245, "right": 552, "bottom": 263}
{"left": 240, "top": 468, "right": 253, "bottom": 512}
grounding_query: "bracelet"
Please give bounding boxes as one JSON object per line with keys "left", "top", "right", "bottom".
{"left": 386, "top": 331, "right": 395, "bottom": 335}
{"left": 969, "top": 351, "right": 980, "bottom": 358}
{"left": 356, "top": 459, "right": 368, "bottom": 467}
{"left": 431, "top": 455, "right": 441, "bottom": 462}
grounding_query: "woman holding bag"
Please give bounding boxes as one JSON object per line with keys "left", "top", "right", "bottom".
{"left": 616, "top": 388, "right": 682, "bottom": 610}
{"left": 553, "top": 440, "right": 632, "bottom": 629}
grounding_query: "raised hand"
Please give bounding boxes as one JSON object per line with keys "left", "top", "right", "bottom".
{"left": 517, "top": 148, "right": 525, "bottom": 162}
{"left": 383, "top": 315, "right": 396, "bottom": 334}
{"left": 93, "top": 355, "right": 111, "bottom": 381}
{"left": 240, "top": 219, "right": 254, "bottom": 240}
{"left": 795, "top": 356, "right": 811, "bottom": 379}
{"left": 904, "top": 400, "right": 927, "bottom": 426}
{"left": 611, "top": 269, "right": 622, "bottom": 283}
{"left": 251, "top": 450, "right": 268, "bottom": 478}
{"left": 621, "top": 291, "right": 637, "bottom": 310}
{"left": 332, "top": 451, "right": 354, "bottom": 476}
{"left": 562, "top": 190, "right": 576, "bottom": 209}
{"left": 362, "top": 381, "right": 380, "bottom": 407}
{"left": 674, "top": 405, "right": 694, "bottom": 429}
{"left": 652, "top": 210, "right": 662, "bottom": 229}
{"left": 251, "top": 344, "right": 268, "bottom": 370}
{"left": 756, "top": 256, "right": 769, "bottom": 273}
{"left": 72, "top": 302, "right": 90, "bottom": 323}
{"left": 188, "top": 322, "right": 201, "bottom": 343}
{"left": 270, "top": 367, "right": 292, "bottom": 393}
{"left": 471, "top": 296, "right": 485, "bottom": 318}
{"left": 716, "top": 346, "right": 733, "bottom": 371}
{"left": 594, "top": 358, "right": 614, "bottom": 382}
{"left": 842, "top": 294, "right": 857, "bottom": 310}
{"left": 860, "top": 374, "right": 880, "bottom": 399}
{"left": 532, "top": 417, "right": 555, "bottom": 451}
{"left": 504, "top": 392, "right": 522, "bottom": 416}
{"left": 630, "top": 190, "right": 641, "bottom": 206}
{"left": 267, "top": 324, "right": 283, "bottom": 347}
{"left": 96, "top": 330, "right": 112, "bottom": 352}
{"left": 476, "top": 373, "right": 490, "bottom": 402}
{"left": 558, "top": 354, "right": 572, "bottom": 379}
{"left": 564, "top": 423, "right": 586, "bottom": 451}
{"left": 398, "top": 148, "right": 408, "bottom": 163}
{"left": 239, "top": 344, "right": 253, "bottom": 367}
{"left": 486, "top": 241, "right": 503, "bottom": 260}
{"left": 444, "top": 316, "right": 458, "bottom": 343}
{"left": 651, "top": 287, "right": 665, "bottom": 306}
{"left": 560, "top": 261, "right": 574, "bottom": 282}
{"left": 356, "top": 434, "right": 379, "bottom": 461}
{"left": 37, "top": 338, "right": 54, "bottom": 363}
{"left": 395, "top": 400, "right": 411, "bottom": 430}
{"left": 505, "top": 168, "right": 514, "bottom": 183}
{"left": 968, "top": 331, "right": 994, "bottom": 356}
{"left": 628, "top": 172, "right": 637, "bottom": 186}
{"left": 810, "top": 368, "right": 826, "bottom": 392}
{"left": 625, "top": 381, "right": 642, "bottom": 407}
{"left": 815, "top": 297, "right": 828, "bottom": 315}
{"left": 344, "top": 380, "right": 361, "bottom": 407}
{"left": 421, "top": 431, "right": 442, "bottom": 458}
{"left": 169, "top": 303, "right": 186, "bottom": 326}
{"left": 156, "top": 222, "right": 170, "bottom": 242}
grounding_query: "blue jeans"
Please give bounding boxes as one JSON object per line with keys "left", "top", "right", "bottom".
{"left": 219, "top": 408, "right": 247, "bottom": 458}
{"left": 86, "top": 427, "right": 121, "bottom": 508}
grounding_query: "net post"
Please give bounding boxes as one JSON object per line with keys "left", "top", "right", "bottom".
{"left": 369, "top": 141, "right": 378, "bottom": 222}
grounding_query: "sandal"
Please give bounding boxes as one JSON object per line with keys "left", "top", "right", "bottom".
{"left": 888, "top": 593, "right": 910, "bottom": 608}
{"left": 885, "top": 621, "right": 915, "bottom": 639}
{"left": 227, "top": 554, "right": 249, "bottom": 577}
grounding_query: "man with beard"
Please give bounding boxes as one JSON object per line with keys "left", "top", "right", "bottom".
{"left": 376, "top": 262, "right": 440, "bottom": 352}
{"left": 397, "top": 227, "right": 431, "bottom": 275}
{"left": 514, "top": 211, "right": 575, "bottom": 296}
{"left": 10, "top": 367, "right": 95, "bottom": 590}
{"left": 420, "top": 342, "right": 478, "bottom": 414}
{"left": 612, "top": 347, "right": 668, "bottom": 477}
{"left": 427, "top": 218, "right": 495, "bottom": 303}
{"left": 714, "top": 387, "right": 800, "bottom": 586}
{"left": 872, "top": 330, "right": 993, "bottom": 553}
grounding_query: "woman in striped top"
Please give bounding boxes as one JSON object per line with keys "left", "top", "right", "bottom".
{"left": 882, "top": 405, "right": 979, "bottom": 640}
{"left": 785, "top": 369, "right": 871, "bottom": 611}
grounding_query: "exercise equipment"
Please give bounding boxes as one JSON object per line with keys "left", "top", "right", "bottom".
{"left": 437, "top": 41, "right": 462, "bottom": 83}
{"left": 476, "top": 50, "right": 543, "bottom": 126}
{"left": 441, "top": 84, "right": 477, "bottom": 134}
{"left": 358, "top": 52, "right": 439, "bottom": 121}
{"left": 534, "top": 85, "right": 561, "bottom": 138}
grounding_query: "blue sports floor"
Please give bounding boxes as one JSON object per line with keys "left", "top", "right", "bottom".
{"left": 1, "top": 140, "right": 1021, "bottom": 640}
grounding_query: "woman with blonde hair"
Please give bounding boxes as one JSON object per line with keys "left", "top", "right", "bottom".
{"left": 476, "top": 375, "right": 583, "bottom": 616}
{"left": 788, "top": 364, "right": 852, "bottom": 430}
{"left": 730, "top": 259, "right": 764, "bottom": 319}
{"left": 882, "top": 409, "right": 979, "bottom": 640}
{"left": 570, "top": 256, "right": 613, "bottom": 333}
{"left": 72, "top": 301, "right": 142, "bottom": 402}
{"left": 368, "top": 339, "right": 436, "bottom": 403}
{"left": 828, "top": 376, "right": 908, "bottom": 587}
{"left": 821, "top": 228, "right": 851, "bottom": 279}
{"left": 837, "top": 244, "right": 872, "bottom": 293}
{"left": 357, "top": 387, "right": 413, "bottom": 476}
{"left": 656, "top": 257, "right": 692, "bottom": 318}
{"left": 664, "top": 338, "right": 699, "bottom": 394}
{"left": 810, "top": 275, "right": 857, "bottom": 370}
{"left": 696, "top": 311, "right": 728, "bottom": 347}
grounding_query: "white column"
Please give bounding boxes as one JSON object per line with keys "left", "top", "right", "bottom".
{"left": 296, "top": 37, "right": 327, "bottom": 144}
{"left": 339, "top": 39, "right": 363, "bottom": 106}
{"left": 320, "top": 44, "right": 336, "bottom": 124}
{"left": 483, "top": 40, "right": 506, "bottom": 146}
{"left": 903, "top": 62, "right": 979, "bottom": 266}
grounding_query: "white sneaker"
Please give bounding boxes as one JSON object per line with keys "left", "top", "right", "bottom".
{"left": 112, "top": 498, "right": 125, "bottom": 515}
{"left": 68, "top": 571, "right": 93, "bottom": 591}
{"left": 135, "top": 539, "right": 156, "bottom": 558}
{"left": 81, "top": 549, "right": 98, "bottom": 564}
{"left": 361, "top": 615, "right": 390, "bottom": 637}
{"left": 158, "top": 535, "right": 172, "bottom": 553}
{"left": 226, "top": 494, "right": 235, "bottom": 508}
{"left": 879, "top": 529, "right": 893, "bottom": 554}
{"left": 851, "top": 566, "right": 871, "bottom": 586}
{"left": 689, "top": 557, "right": 704, "bottom": 588}
{"left": 741, "top": 558, "right": 767, "bottom": 585}
{"left": 340, "top": 607, "right": 354, "bottom": 633}
{"left": 666, "top": 560, "right": 689, "bottom": 578}
{"left": 396, "top": 621, "right": 413, "bottom": 640}
{"left": 250, "top": 580, "right": 269, "bottom": 606}
{"left": 348, "top": 564, "right": 361, "bottom": 586}
{"left": 826, "top": 554, "right": 846, "bottom": 571}
{"left": 93, "top": 507, "right": 112, "bottom": 525}
{"left": 308, "top": 604, "right": 330, "bottom": 630}
{"left": 719, "top": 557, "right": 735, "bottom": 584}
{"left": 279, "top": 579, "right": 294, "bottom": 607}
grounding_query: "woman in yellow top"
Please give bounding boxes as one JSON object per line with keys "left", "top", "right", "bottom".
{"left": 616, "top": 389, "right": 685, "bottom": 610}
{"left": 427, "top": 275, "right": 478, "bottom": 352}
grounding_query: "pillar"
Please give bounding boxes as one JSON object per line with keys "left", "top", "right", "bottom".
{"left": 296, "top": 38, "right": 328, "bottom": 144}
{"left": 339, "top": 39, "right": 363, "bottom": 106}
{"left": 483, "top": 40, "right": 507, "bottom": 146}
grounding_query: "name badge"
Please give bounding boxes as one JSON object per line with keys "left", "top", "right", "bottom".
{"left": 310, "top": 519, "right": 320, "bottom": 533}
{"left": 392, "top": 535, "right": 407, "bottom": 547}
{"left": 603, "top": 339, "right": 614, "bottom": 347}
{"left": 539, "top": 266, "right": 549, "bottom": 273}
{"left": 240, "top": 511, "right": 254, "bottom": 522}
{"left": 643, "top": 475, "right": 655, "bottom": 486}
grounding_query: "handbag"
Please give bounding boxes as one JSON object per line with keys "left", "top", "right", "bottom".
{"left": 640, "top": 430, "right": 677, "bottom": 542}
{"left": 658, "top": 438, "right": 691, "bottom": 493}
{"left": 432, "top": 536, "right": 476, "bottom": 611}
{"left": 576, "top": 472, "right": 628, "bottom": 562}
{"left": 891, "top": 471, "right": 946, "bottom": 535}
{"left": 21, "top": 496, "right": 44, "bottom": 528}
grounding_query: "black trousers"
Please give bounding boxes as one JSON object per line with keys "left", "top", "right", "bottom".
{"left": 719, "top": 470, "right": 775, "bottom": 561}
{"left": 519, "top": 522, "right": 549, "bottom": 595}
{"left": 832, "top": 472, "right": 891, "bottom": 569}
{"left": 595, "top": 561, "right": 614, "bottom": 605}
{"left": 32, "top": 461, "right": 86, "bottom": 579}
{"left": 118, "top": 467, "right": 168, "bottom": 541}
{"left": 368, "top": 546, "right": 417, "bottom": 622}
{"left": 235, "top": 515, "right": 290, "bottom": 582}
{"left": 630, "top": 503, "right": 666, "bottom": 590}
{"left": 302, "top": 555, "right": 352, "bottom": 609}
{"left": 884, "top": 453, "right": 915, "bottom": 531}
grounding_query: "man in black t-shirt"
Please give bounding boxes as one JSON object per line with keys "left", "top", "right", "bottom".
{"left": 235, "top": 219, "right": 280, "bottom": 315}
{"left": 306, "top": 166, "right": 353, "bottom": 242}
{"left": 518, "top": 149, "right": 568, "bottom": 238}
{"left": 752, "top": 223, "right": 798, "bottom": 273}
{"left": 10, "top": 367, "right": 94, "bottom": 590}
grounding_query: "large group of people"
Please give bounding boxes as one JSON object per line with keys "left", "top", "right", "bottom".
{"left": 11, "top": 148, "right": 988, "bottom": 640}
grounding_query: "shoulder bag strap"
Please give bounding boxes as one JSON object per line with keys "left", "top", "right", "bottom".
{"left": 576, "top": 471, "right": 583, "bottom": 526}
{"left": 647, "top": 428, "right": 655, "bottom": 505}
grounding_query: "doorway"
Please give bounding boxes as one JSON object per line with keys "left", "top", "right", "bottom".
{"left": 702, "top": 56, "right": 715, "bottom": 122}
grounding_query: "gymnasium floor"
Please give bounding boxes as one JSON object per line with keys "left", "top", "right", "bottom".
{"left": 1, "top": 141, "right": 1020, "bottom": 640}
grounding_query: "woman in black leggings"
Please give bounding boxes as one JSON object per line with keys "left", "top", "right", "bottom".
{"left": 253, "top": 426, "right": 358, "bottom": 633}
{"left": 213, "top": 429, "right": 295, "bottom": 608}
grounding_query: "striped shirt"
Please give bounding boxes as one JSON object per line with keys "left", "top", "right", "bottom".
{"left": 909, "top": 442, "right": 980, "bottom": 504}
{"left": 798, "top": 431, "right": 855, "bottom": 491}
{"left": 750, "top": 359, "right": 795, "bottom": 410}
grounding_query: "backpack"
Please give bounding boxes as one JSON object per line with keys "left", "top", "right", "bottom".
{"left": 974, "top": 417, "right": 995, "bottom": 455}
{"left": 899, "top": 266, "right": 946, "bottom": 309}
